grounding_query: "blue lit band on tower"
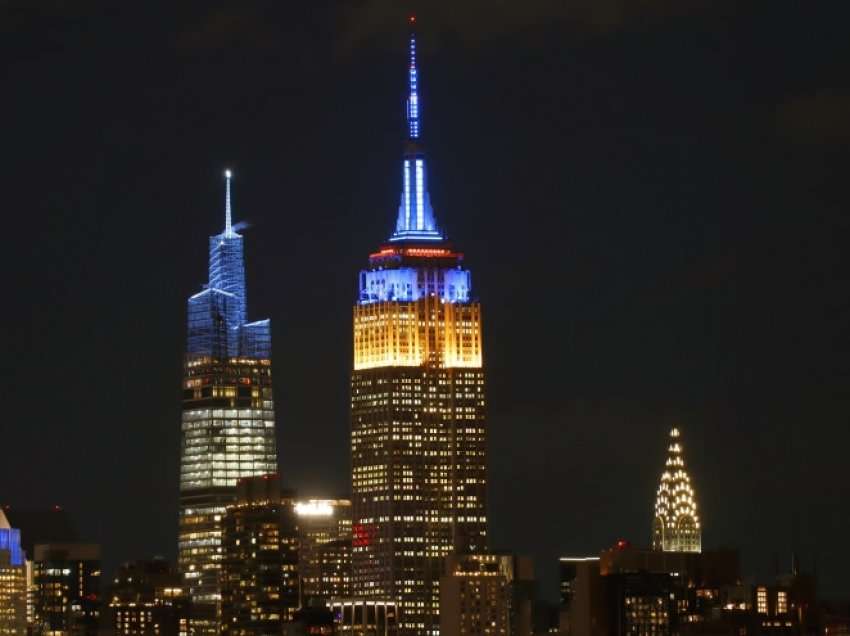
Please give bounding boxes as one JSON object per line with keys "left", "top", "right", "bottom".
{"left": 351, "top": 22, "right": 488, "bottom": 636}
{"left": 0, "top": 508, "right": 27, "bottom": 635}
{"left": 179, "top": 172, "right": 278, "bottom": 634}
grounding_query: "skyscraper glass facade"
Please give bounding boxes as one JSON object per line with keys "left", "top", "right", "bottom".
{"left": 179, "top": 174, "right": 278, "bottom": 634}
{"left": 350, "top": 26, "right": 488, "bottom": 636}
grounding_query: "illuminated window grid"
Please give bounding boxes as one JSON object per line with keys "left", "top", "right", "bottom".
{"left": 757, "top": 587, "right": 768, "bottom": 614}
{"left": 353, "top": 299, "right": 482, "bottom": 371}
{"left": 777, "top": 590, "right": 788, "bottom": 614}
{"left": 351, "top": 365, "right": 487, "bottom": 636}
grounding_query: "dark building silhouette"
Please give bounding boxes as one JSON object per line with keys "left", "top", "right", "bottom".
{"left": 282, "top": 606, "right": 335, "bottom": 636}
{"left": 559, "top": 542, "right": 826, "bottom": 635}
{"left": 32, "top": 543, "right": 101, "bottom": 636}
{"left": 559, "top": 557, "right": 600, "bottom": 612}
{"left": 107, "top": 558, "right": 188, "bottom": 636}
{"left": 220, "top": 475, "right": 299, "bottom": 636}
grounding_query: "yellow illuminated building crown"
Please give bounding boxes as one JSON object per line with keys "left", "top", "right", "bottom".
{"left": 353, "top": 296, "right": 482, "bottom": 370}
{"left": 652, "top": 427, "right": 702, "bottom": 553}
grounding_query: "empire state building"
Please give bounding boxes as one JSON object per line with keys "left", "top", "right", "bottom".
{"left": 350, "top": 21, "right": 488, "bottom": 636}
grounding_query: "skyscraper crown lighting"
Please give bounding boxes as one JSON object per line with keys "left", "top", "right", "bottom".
{"left": 358, "top": 26, "right": 475, "bottom": 314}
{"left": 186, "top": 171, "right": 270, "bottom": 359}
{"left": 652, "top": 427, "right": 702, "bottom": 553}
{"left": 389, "top": 27, "right": 442, "bottom": 243}
{"left": 0, "top": 509, "right": 24, "bottom": 567}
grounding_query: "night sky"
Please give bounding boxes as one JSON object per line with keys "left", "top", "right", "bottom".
{"left": 2, "top": 1, "right": 849, "bottom": 600}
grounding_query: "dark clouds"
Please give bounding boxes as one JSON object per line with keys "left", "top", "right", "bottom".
{"left": 175, "top": 6, "right": 281, "bottom": 53}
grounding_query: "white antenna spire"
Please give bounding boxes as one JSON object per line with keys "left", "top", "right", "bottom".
{"left": 224, "top": 169, "right": 233, "bottom": 236}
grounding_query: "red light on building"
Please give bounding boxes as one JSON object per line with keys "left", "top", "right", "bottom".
{"left": 369, "top": 248, "right": 399, "bottom": 259}
{"left": 616, "top": 539, "right": 631, "bottom": 550}
{"left": 353, "top": 523, "right": 372, "bottom": 547}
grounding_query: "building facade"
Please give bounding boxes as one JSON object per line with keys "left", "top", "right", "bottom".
{"left": 651, "top": 427, "right": 701, "bottom": 553}
{"left": 178, "top": 173, "right": 278, "bottom": 633}
{"left": 107, "top": 559, "right": 188, "bottom": 636}
{"left": 439, "top": 554, "right": 533, "bottom": 636}
{"left": 559, "top": 557, "right": 600, "bottom": 611}
{"left": 317, "top": 539, "right": 352, "bottom": 603}
{"left": 562, "top": 543, "right": 744, "bottom": 635}
{"left": 330, "top": 600, "right": 398, "bottom": 636}
{"left": 293, "top": 499, "right": 352, "bottom": 607}
{"left": 32, "top": 543, "right": 101, "bottom": 636}
{"left": 282, "top": 607, "right": 336, "bottom": 636}
{"left": 350, "top": 23, "right": 488, "bottom": 636}
{"left": 0, "top": 509, "right": 26, "bottom": 636}
{"left": 220, "top": 475, "right": 299, "bottom": 635}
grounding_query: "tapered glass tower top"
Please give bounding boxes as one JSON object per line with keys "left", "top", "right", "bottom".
{"left": 186, "top": 171, "right": 270, "bottom": 359}
{"left": 390, "top": 24, "right": 442, "bottom": 243}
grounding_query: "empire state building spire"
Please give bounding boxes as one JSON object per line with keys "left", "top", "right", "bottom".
{"left": 652, "top": 427, "right": 702, "bottom": 553}
{"left": 391, "top": 17, "right": 442, "bottom": 242}
{"left": 406, "top": 17, "right": 420, "bottom": 141}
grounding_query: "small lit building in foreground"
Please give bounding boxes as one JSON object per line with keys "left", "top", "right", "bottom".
{"left": 440, "top": 553, "right": 534, "bottom": 636}
{"left": 107, "top": 558, "right": 188, "bottom": 636}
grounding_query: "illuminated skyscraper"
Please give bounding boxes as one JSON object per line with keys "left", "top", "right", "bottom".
{"left": 651, "top": 428, "right": 701, "bottom": 553}
{"left": 179, "top": 173, "right": 278, "bottom": 633}
{"left": 0, "top": 509, "right": 26, "bottom": 636}
{"left": 350, "top": 20, "right": 487, "bottom": 636}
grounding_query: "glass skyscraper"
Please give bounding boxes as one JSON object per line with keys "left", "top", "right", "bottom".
{"left": 350, "top": 22, "right": 488, "bottom": 636}
{"left": 179, "top": 173, "right": 278, "bottom": 634}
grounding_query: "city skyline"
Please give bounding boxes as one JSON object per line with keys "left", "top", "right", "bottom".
{"left": 2, "top": 0, "right": 849, "bottom": 606}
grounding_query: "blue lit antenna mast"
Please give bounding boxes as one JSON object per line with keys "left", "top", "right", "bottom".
{"left": 224, "top": 169, "right": 233, "bottom": 237}
{"left": 391, "top": 16, "right": 443, "bottom": 242}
